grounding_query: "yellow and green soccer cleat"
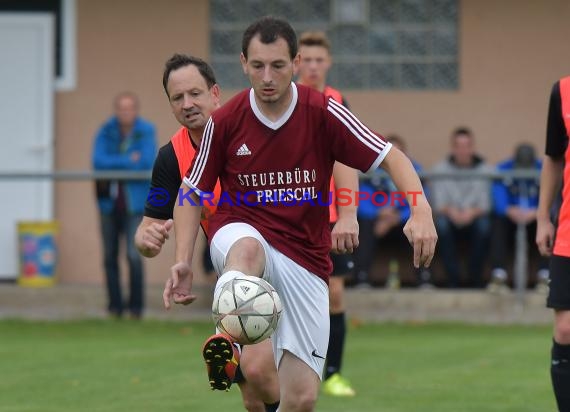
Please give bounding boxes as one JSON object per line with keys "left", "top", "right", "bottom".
{"left": 322, "top": 373, "right": 356, "bottom": 397}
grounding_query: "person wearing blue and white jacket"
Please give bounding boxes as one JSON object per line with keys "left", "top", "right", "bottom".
{"left": 92, "top": 92, "right": 157, "bottom": 318}
{"left": 488, "top": 143, "right": 548, "bottom": 290}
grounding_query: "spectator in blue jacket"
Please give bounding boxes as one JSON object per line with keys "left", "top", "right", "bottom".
{"left": 92, "top": 92, "right": 157, "bottom": 318}
{"left": 488, "top": 143, "right": 548, "bottom": 290}
{"left": 353, "top": 135, "right": 429, "bottom": 287}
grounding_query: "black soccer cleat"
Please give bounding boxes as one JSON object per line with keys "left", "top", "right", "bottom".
{"left": 202, "top": 333, "right": 240, "bottom": 391}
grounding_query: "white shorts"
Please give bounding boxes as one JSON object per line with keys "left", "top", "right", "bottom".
{"left": 210, "top": 222, "right": 330, "bottom": 379}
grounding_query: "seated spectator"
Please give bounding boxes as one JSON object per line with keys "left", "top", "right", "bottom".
{"left": 488, "top": 143, "right": 549, "bottom": 291}
{"left": 430, "top": 127, "right": 492, "bottom": 288}
{"left": 353, "top": 135, "right": 430, "bottom": 287}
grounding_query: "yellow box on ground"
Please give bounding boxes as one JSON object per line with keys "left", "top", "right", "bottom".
{"left": 17, "top": 221, "right": 58, "bottom": 287}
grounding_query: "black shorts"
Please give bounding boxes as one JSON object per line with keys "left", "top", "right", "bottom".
{"left": 330, "top": 252, "right": 354, "bottom": 277}
{"left": 547, "top": 255, "right": 570, "bottom": 309}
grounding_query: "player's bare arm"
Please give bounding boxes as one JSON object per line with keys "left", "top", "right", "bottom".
{"left": 135, "top": 217, "right": 173, "bottom": 258}
{"left": 163, "top": 186, "right": 203, "bottom": 309}
{"left": 331, "top": 161, "right": 359, "bottom": 254}
{"left": 536, "top": 155, "right": 563, "bottom": 256}
{"left": 380, "top": 146, "right": 437, "bottom": 268}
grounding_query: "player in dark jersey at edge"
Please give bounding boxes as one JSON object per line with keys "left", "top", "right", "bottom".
{"left": 537, "top": 76, "right": 570, "bottom": 412}
{"left": 134, "top": 54, "right": 279, "bottom": 412}
{"left": 296, "top": 30, "right": 357, "bottom": 397}
{"left": 163, "top": 17, "right": 437, "bottom": 412}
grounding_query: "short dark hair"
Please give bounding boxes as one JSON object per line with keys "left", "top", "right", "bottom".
{"left": 452, "top": 127, "right": 473, "bottom": 139}
{"left": 514, "top": 143, "right": 536, "bottom": 168}
{"left": 242, "top": 16, "right": 298, "bottom": 60}
{"left": 162, "top": 54, "right": 217, "bottom": 97}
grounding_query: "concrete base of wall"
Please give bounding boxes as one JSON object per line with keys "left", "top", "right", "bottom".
{"left": 0, "top": 283, "right": 552, "bottom": 324}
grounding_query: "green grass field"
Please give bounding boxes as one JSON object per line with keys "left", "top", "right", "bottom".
{"left": 0, "top": 320, "right": 556, "bottom": 412}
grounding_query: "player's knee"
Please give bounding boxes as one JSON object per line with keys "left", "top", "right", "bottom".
{"left": 236, "top": 237, "right": 264, "bottom": 260}
{"left": 241, "top": 396, "right": 265, "bottom": 412}
{"left": 554, "top": 315, "right": 570, "bottom": 344}
{"left": 240, "top": 361, "right": 263, "bottom": 384}
{"left": 282, "top": 389, "right": 317, "bottom": 412}
{"left": 240, "top": 360, "right": 273, "bottom": 389}
{"left": 227, "top": 237, "right": 265, "bottom": 273}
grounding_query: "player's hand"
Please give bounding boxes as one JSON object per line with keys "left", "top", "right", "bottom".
{"left": 536, "top": 217, "right": 555, "bottom": 257}
{"left": 331, "top": 215, "right": 359, "bottom": 254}
{"left": 163, "top": 261, "right": 197, "bottom": 310}
{"left": 402, "top": 207, "right": 438, "bottom": 268}
{"left": 140, "top": 219, "right": 173, "bottom": 257}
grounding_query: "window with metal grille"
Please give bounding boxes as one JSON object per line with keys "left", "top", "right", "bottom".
{"left": 210, "top": 0, "right": 458, "bottom": 90}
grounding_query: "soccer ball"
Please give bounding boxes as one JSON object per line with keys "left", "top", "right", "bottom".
{"left": 212, "top": 275, "right": 283, "bottom": 345}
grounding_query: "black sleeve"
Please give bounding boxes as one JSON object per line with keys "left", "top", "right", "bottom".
{"left": 144, "top": 142, "right": 182, "bottom": 220}
{"left": 545, "top": 81, "right": 567, "bottom": 158}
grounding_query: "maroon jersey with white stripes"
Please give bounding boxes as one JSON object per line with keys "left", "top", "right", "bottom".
{"left": 184, "top": 83, "right": 391, "bottom": 281}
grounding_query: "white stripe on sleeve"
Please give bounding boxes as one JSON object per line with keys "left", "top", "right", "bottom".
{"left": 327, "top": 99, "right": 386, "bottom": 153}
{"left": 181, "top": 176, "right": 206, "bottom": 197}
{"left": 188, "top": 117, "right": 214, "bottom": 187}
{"left": 366, "top": 142, "right": 392, "bottom": 174}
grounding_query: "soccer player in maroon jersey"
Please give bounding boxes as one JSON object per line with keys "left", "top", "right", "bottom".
{"left": 135, "top": 54, "right": 279, "bottom": 412}
{"left": 297, "top": 30, "right": 357, "bottom": 397}
{"left": 536, "top": 76, "right": 570, "bottom": 412}
{"left": 164, "top": 17, "right": 437, "bottom": 412}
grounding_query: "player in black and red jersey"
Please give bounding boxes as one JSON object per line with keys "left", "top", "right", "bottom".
{"left": 537, "top": 76, "right": 570, "bottom": 412}
{"left": 135, "top": 54, "right": 279, "bottom": 412}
